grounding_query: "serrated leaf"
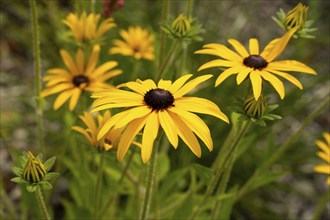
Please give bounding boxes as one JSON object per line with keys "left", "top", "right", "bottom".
{"left": 44, "top": 156, "right": 56, "bottom": 172}
{"left": 11, "top": 166, "right": 22, "bottom": 176}
{"left": 192, "top": 164, "right": 212, "bottom": 185}
{"left": 11, "top": 177, "right": 22, "bottom": 183}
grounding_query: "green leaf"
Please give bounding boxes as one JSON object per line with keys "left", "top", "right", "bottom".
{"left": 11, "top": 177, "right": 22, "bottom": 183}
{"left": 11, "top": 166, "right": 22, "bottom": 176}
{"left": 156, "top": 152, "right": 170, "bottom": 181}
{"left": 40, "top": 181, "right": 52, "bottom": 190}
{"left": 37, "top": 153, "right": 43, "bottom": 161}
{"left": 248, "top": 171, "right": 287, "bottom": 193}
{"left": 43, "top": 172, "right": 60, "bottom": 181}
{"left": 26, "top": 184, "right": 37, "bottom": 192}
{"left": 251, "top": 118, "right": 266, "bottom": 127}
{"left": 159, "top": 168, "right": 189, "bottom": 198}
{"left": 191, "top": 163, "right": 212, "bottom": 185}
{"left": 43, "top": 156, "right": 56, "bottom": 172}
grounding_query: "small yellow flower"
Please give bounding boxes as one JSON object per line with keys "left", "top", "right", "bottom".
{"left": 314, "top": 132, "right": 330, "bottom": 185}
{"left": 23, "top": 151, "right": 46, "bottom": 183}
{"left": 63, "top": 12, "right": 116, "bottom": 42}
{"left": 195, "top": 28, "right": 316, "bottom": 100}
{"left": 284, "top": 3, "right": 309, "bottom": 30}
{"left": 91, "top": 74, "right": 229, "bottom": 163}
{"left": 41, "top": 45, "right": 122, "bottom": 111}
{"left": 109, "top": 26, "right": 155, "bottom": 60}
{"left": 72, "top": 111, "right": 123, "bottom": 151}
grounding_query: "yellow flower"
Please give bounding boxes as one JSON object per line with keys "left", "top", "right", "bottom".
{"left": 195, "top": 28, "right": 316, "bottom": 100}
{"left": 91, "top": 74, "right": 229, "bottom": 163}
{"left": 63, "top": 12, "right": 116, "bottom": 42}
{"left": 109, "top": 26, "right": 155, "bottom": 60}
{"left": 41, "top": 45, "right": 122, "bottom": 111}
{"left": 314, "top": 132, "right": 330, "bottom": 185}
{"left": 284, "top": 3, "right": 309, "bottom": 30}
{"left": 72, "top": 111, "right": 123, "bottom": 151}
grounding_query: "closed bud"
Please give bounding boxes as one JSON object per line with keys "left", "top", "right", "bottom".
{"left": 23, "top": 151, "right": 46, "bottom": 183}
{"left": 284, "top": 3, "right": 308, "bottom": 30}
{"left": 243, "top": 95, "right": 266, "bottom": 118}
{"left": 171, "top": 14, "right": 191, "bottom": 37}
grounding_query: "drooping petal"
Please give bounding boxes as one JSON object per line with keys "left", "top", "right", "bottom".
{"left": 158, "top": 110, "right": 179, "bottom": 148}
{"left": 117, "top": 115, "right": 149, "bottom": 161}
{"left": 249, "top": 38, "right": 259, "bottom": 55}
{"left": 249, "top": 71, "right": 262, "bottom": 100}
{"left": 174, "top": 74, "right": 213, "bottom": 98}
{"left": 167, "top": 111, "right": 201, "bottom": 157}
{"left": 267, "top": 69, "right": 303, "bottom": 89}
{"left": 260, "top": 71, "right": 285, "bottom": 99}
{"left": 72, "top": 126, "right": 94, "bottom": 145}
{"left": 175, "top": 97, "right": 229, "bottom": 123}
{"left": 169, "top": 107, "right": 213, "bottom": 151}
{"left": 215, "top": 66, "right": 246, "bottom": 86}
{"left": 267, "top": 60, "right": 316, "bottom": 74}
{"left": 227, "top": 38, "right": 249, "bottom": 58}
{"left": 141, "top": 112, "right": 159, "bottom": 163}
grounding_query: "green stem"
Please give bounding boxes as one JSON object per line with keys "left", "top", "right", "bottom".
{"left": 90, "top": 0, "right": 95, "bottom": 13}
{"left": 35, "top": 187, "right": 51, "bottom": 220}
{"left": 157, "top": 0, "right": 169, "bottom": 79}
{"left": 93, "top": 153, "right": 105, "bottom": 220}
{"left": 185, "top": 0, "right": 193, "bottom": 17}
{"left": 139, "top": 139, "right": 160, "bottom": 220}
{"left": 1, "top": 182, "right": 16, "bottom": 219}
{"left": 236, "top": 96, "right": 330, "bottom": 201}
{"left": 189, "top": 121, "right": 251, "bottom": 220}
{"left": 29, "top": 0, "right": 45, "bottom": 153}
{"left": 97, "top": 147, "right": 137, "bottom": 218}
{"left": 312, "top": 188, "right": 330, "bottom": 220}
{"left": 156, "top": 40, "right": 179, "bottom": 81}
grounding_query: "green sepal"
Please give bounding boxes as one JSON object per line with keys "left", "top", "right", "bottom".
{"left": 26, "top": 184, "right": 38, "bottom": 192}
{"left": 191, "top": 163, "right": 212, "bottom": 185}
{"left": 11, "top": 177, "right": 23, "bottom": 183}
{"left": 251, "top": 118, "right": 266, "bottom": 127}
{"left": 44, "top": 156, "right": 56, "bottom": 172}
{"left": 11, "top": 166, "right": 22, "bottom": 176}
{"left": 40, "top": 181, "right": 52, "bottom": 190}
{"left": 43, "top": 172, "right": 60, "bottom": 181}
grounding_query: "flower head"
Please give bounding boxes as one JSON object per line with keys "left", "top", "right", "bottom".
{"left": 195, "top": 28, "right": 316, "bottom": 100}
{"left": 109, "top": 26, "right": 155, "bottom": 60}
{"left": 63, "top": 12, "right": 116, "bottom": 42}
{"left": 91, "top": 74, "right": 229, "bottom": 163}
{"left": 41, "top": 45, "right": 122, "bottom": 111}
{"left": 11, "top": 151, "right": 58, "bottom": 192}
{"left": 314, "top": 132, "right": 330, "bottom": 185}
{"left": 72, "top": 111, "right": 123, "bottom": 151}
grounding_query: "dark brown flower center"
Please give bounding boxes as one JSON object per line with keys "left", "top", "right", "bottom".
{"left": 144, "top": 88, "right": 174, "bottom": 110}
{"left": 73, "top": 75, "right": 89, "bottom": 87}
{"left": 243, "top": 55, "right": 268, "bottom": 70}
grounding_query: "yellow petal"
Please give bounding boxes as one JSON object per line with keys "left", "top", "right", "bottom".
{"left": 198, "top": 59, "right": 236, "bottom": 71}
{"left": 69, "top": 88, "right": 81, "bottom": 111}
{"left": 76, "top": 49, "right": 85, "bottom": 74}
{"left": 267, "top": 60, "right": 316, "bottom": 75}
{"left": 268, "top": 69, "right": 303, "bottom": 89}
{"left": 260, "top": 71, "right": 285, "bottom": 99}
{"left": 315, "top": 140, "right": 330, "bottom": 156}
{"left": 115, "top": 106, "right": 151, "bottom": 128}
{"left": 141, "top": 112, "right": 159, "bottom": 163}
{"left": 236, "top": 67, "right": 253, "bottom": 85}
{"left": 86, "top": 45, "right": 100, "bottom": 75}
{"left": 317, "top": 152, "right": 330, "bottom": 164}
{"left": 314, "top": 164, "right": 330, "bottom": 174}
{"left": 53, "top": 90, "right": 74, "bottom": 110}
{"left": 169, "top": 107, "right": 213, "bottom": 151}
{"left": 261, "top": 27, "right": 298, "bottom": 62}
{"left": 249, "top": 38, "right": 259, "bottom": 55}
{"left": 174, "top": 74, "right": 213, "bottom": 98}
{"left": 249, "top": 71, "right": 262, "bottom": 100}
{"left": 72, "top": 126, "right": 94, "bottom": 145}
{"left": 158, "top": 110, "right": 179, "bottom": 148}
{"left": 91, "top": 61, "right": 118, "bottom": 77}
{"left": 175, "top": 97, "right": 229, "bottom": 123}
{"left": 168, "top": 74, "right": 193, "bottom": 94}
{"left": 167, "top": 111, "right": 201, "bottom": 157}
{"left": 323, "top": 132, "right": 330, "bottom": 146}
{"left": 60, "top": 49, "right": 79, "bottom": 75}
{"left": 117, "top": 115, "right": 149, "bottom": 161}
{"left": 41, "top": 83, "right": 74, "bottom": 97}
{"left": 215, "top": 66, "right": 246, "bottom": 86}
{"left": 158, "top": 79, "right": 172, "bottom": 90}
{"left": 199, "top": 43, "right": 243, "bottom": 62}
{"left": 227, "top": 39, "right": 249, "bottom": 58}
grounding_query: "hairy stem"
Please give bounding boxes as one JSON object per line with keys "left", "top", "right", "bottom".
{"left": 93, "top": 153, "right": 105, "bottom": 219}
{"left": 35, "top": 187, "right": 51, "bottom": 220}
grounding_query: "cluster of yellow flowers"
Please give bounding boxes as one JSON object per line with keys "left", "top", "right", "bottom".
{"left": 40, "top": 4, "right": 328, "bottom": 186}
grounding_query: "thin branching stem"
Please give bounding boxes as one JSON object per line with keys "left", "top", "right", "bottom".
{"left": 93, "top": 152, "right": 105, "bottom": 220}
{"left": 35, "top": 187, "right": 51, "bottom": 220}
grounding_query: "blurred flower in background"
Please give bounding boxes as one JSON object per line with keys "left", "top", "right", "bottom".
{"left": 314, "top": 132, "right": 330, "bottom": 185}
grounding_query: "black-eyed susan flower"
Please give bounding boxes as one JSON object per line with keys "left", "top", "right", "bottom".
{"left": 11, "top": 151, "right": 58, "bottom": 192}
{"left": 91, "top": 74, "right": 229, "bottom": 163}
{"left": 314, "top": 132, "right": 330, "bottom": 185}
{"left": 109, "top": 26, "right": 155, "bottom": 60}
{"left": 41, "top": 45, "right": 122, "bottom": 111}
{"left": 72, "top": 111, "right": 123, "bottom": 151}
{"left": 195, "top": 28, "right": 316, "bottom": 100}
{"left": 63, "top": 12, "right": 116, "bottom": 42}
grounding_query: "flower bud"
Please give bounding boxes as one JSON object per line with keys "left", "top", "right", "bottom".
{"left": 23, "top": 151, "right": 46, "bottom": 183}
{"left": 171, "top": 14, "right": 191, "bottom": 37}
{"left": 284, "top": 3, "right": 308, "bottom": 30}
{"left": 243, "top": 95, "right": 266, "bottom": 118}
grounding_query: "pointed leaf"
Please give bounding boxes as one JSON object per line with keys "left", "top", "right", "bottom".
{"left": 192, "top": 163, "right": 212, "bottom": 185}
{"left": 44, "top": 156, "right": 56, "bottom": 172}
